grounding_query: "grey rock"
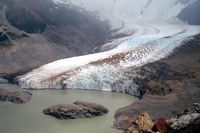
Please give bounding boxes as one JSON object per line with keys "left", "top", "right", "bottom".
{"left": 113, "top": 116, "right": 133, "bottom": 130}
{"left": 170, "top": 113, "right": 200, "bottom": 130}
{"left": 43, "top": 101, "right": 108, "bottom": 119}
{"left": 0, "top": 78, "right": 9, "bottom": 84}
{"left": 194, "top": 103, "right": 200, "bottom": 113}
{"left": 0, "top": 88, "right": 32, "bottom": 104}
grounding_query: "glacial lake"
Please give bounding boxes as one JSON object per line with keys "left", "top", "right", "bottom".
{"left": 0, "top": 84, "right": 138, "bottom": 133}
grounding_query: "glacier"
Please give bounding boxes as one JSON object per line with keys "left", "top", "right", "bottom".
{"left": 17, "top": 0, "right": 200, "bottom": 96}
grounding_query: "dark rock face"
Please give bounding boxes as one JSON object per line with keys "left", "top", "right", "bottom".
{"left": 133, "top": 62, "right": 196, "bottom": 96}
{"left": 0, "top": 88, "right": 32, "bottom": 104}
{"left": 43, "top": 101, "right": 108, "bottom": 119}
{"left": 0, "top": 32, "right": 9, "bottom": 41}
{"left": 177, "top": 0, "right": 200, "bottom": 25}
{"left": 6, "top": 0, "right": 111, "bottom": 36}
{"left": 6, "top": 1, "right": 46, "bottom": 33}
{"left": 0, "top": 31, "right": 13, "bottom": 48}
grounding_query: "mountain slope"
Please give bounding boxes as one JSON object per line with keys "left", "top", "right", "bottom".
{"left": 0, "top": 0, "right": 111, "bottom": 80}
{"left": 177, "top": 0, "right": 200, "bottom": 25}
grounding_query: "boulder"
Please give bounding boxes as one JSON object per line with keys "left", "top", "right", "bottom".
{"left": 0, "top": 88, "right": 32, "bottom": 104}
{"left": 194, "top": 103, "right": 200, "bottom": 113}
{"left": 43, "top": 101, "right": 108, "bottom": 119}
{"left": 170, "top": 113, "right": 200, "bottom": 130}
{"left": 153, "top": 118, "right": 168, "bottom": 133}
{"left": 135, "top": 113, "right": 154, "bottom": 132}
{"left": 116, "top": 113, "right": 154, "bottom": 133}
{"left": 0, "top": 78, "right": 9, "bottom": 84}
{"left": 126, "top": 126, "right": 139, "bottom": 133}
{"left": 113, "top": 116, "right": 133, "bottom": 130}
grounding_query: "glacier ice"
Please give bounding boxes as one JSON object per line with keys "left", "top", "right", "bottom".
{"left": 17, "top": 0, "right": 200, "bottom": 96}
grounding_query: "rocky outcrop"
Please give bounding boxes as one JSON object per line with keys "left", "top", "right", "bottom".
{"left": 43, "top": 101, "right": 108, "bottom": 119}
{"left": 170, "top": 113, "right": 200, "bottom": 130}
{"left": 0, "top": 88, "right": 32, "bottom": 104}
{"left": 114, "top": 84, "right": 200, "bottom": 132}
{"left": 133, "top": 61, "right": 197, "bottom": 96}
{"left": 169, "top": 117, "right": 200, "bottom": 133}
{"left": 117, "top": 109, "right": 200, "bottom": 133}
{"left": 194, "top": 103, "right": 200, "bottom": 113}
{"left": 114, "top": 34, "right": 200, "bottom": 132}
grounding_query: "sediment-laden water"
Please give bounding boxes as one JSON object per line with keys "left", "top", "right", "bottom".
{"left": 0, "top": 84, "right": 137, "bottom": 133}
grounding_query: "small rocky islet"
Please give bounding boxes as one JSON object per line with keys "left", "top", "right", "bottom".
{"left": 0, "top": 88, "right": 109, "bottom": 119}
{"left": 43, "top": 100, "right": 109, "bottom": 119}
{"left": 0, "top": 88, "right": 32, "bottom": 104}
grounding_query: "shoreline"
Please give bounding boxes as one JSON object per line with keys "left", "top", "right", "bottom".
{"left": 113, "top": 34, "right": 200, "bottom": 131}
